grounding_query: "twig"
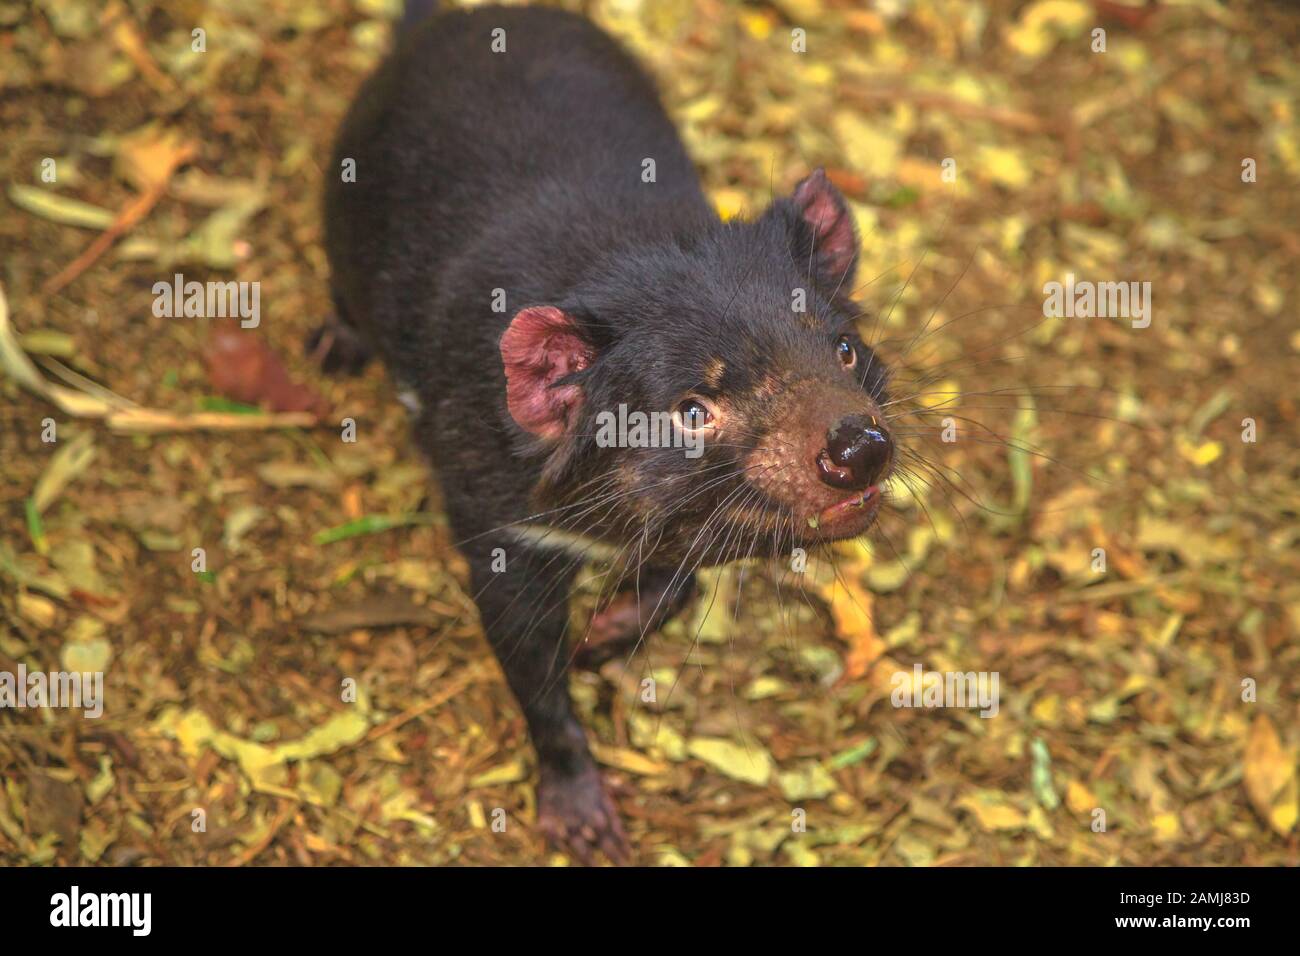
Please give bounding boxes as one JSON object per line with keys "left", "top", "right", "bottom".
{"left": 363, "top": 678, "right": 473, "bottom": 745}
{"left": 843, "top": 87, "right": 1051, "bottom": 135}
{"left": 226, "top": 798, "right": 297, "bottom": 867}
{"left": 41, "top": 143, "right": 196, "bottom": 295}
{"left": 106, "top": 408, "right": 319, "bottom": 433}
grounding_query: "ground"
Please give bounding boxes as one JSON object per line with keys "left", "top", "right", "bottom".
{"left": 1, "top": 0, "right": 1298, "bottom": 866}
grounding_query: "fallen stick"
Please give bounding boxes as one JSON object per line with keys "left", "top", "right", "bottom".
{"left": 363, "top": 677, "right": 474, "bottom": 745}
{"left": 106, "top": 408, "right": 318, "bottom": 433}
{"left": 41, "top": 142, "right": 196, "bottom": 295}
{"left": 842, "top": 87, "right": 1051, "bottom": 135}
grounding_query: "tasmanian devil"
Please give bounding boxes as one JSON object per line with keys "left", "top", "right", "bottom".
{"left": 319, "top": 1, "right": 897, "bottom": 863}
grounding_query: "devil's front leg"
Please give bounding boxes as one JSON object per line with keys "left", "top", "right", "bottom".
{"left": 464, "top": 536, "right": 630, "bottom": 864}
{"left": 575, "top": 566, "right": 698, "bottom": 668}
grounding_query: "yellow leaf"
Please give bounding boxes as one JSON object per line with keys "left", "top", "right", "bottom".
{"left": 957, "top": 791, "right": 1028, "bottom": 832}
{"left": 1005, "top": 1, "right": 1091, "bottom": 60}
{"left": 380, "top": 789, "right": 436, "bottom": 828}
{"left": 153, "top": 705, "right": 368, "bottom": 797}
{"left": 168, "top": 708, "right": 216, "bottom": 758}
{"left": 212, "top": 735, "right": 286, "bottom": 794}
{"left": 740, "top": 11, "right": 773, "bottom": 40}
{"left": 832, "top": 582, "right": 883, "bottom": 678}
{"left": 802, "top": 62, "right": 834, "bottom": 87}
{"left": 1031, "top": 694, "right": 1061, "bottom": 725}
{"left": 777, "top": 762, "right": 837, "bottom": 801}
{"left": 977, "top": 145, "right": 1032, "bottom": 191}
{"left": 1243, "top": 715, "right": 1299, "bottom": 836}
{"left": 1152, "top": 811, "right": 1180, "bottom": 842}
{"left": 811, "top": 544, "right": 885, "bottom": 677}
{"left": 1177, "top": 436, "right": 1223, "bottom": 468}
{"left": 469, "top": 757, "right": 528, "bottom": 788}
{"left": 1269, "top": 787, "right": 1299, "bottom": 835}
{"left": 1065, "top": 780, "right": 1097, "bottom": 815}
{"left": 273, "top": 709, "right": 369, "bottom": 762}
{"left": 591, "top": 742, "right": 668, "bottom": 776}
{"left": 467, "top": 800, "right": 487, "bottom": 829}
{"left": 688, "top": 737, "right": 772, "bottom": 786}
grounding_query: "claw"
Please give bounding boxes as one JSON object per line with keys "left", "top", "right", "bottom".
{"left": 537, "top": 767, "right": 631, "bottom": 865}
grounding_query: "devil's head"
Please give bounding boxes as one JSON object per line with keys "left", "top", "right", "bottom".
{"left": 499, "top": 170, "right": 895, "bottom": 565}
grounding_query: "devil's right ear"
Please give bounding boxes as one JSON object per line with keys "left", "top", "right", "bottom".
{"left": 499, "top": 306, "right": 594, "bottom": 440}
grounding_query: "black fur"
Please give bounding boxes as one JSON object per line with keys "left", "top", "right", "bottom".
{"left": 323, "top": 5, "right": 891, "bottom": 861}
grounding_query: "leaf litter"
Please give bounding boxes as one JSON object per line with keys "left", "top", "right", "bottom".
{"left": 1, "top": 0, "right": 1298, "bottom": 866}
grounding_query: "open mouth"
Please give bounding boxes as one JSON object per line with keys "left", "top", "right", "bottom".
{"left": 807, "top": 485, "right": 881, "bottom": 537}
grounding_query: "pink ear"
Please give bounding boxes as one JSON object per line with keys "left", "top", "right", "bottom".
{"left": 793, "top": 168, "right": 858, "bottom": 283}
{"left": 500, "top": 306, "right": 593, "bottom": 440}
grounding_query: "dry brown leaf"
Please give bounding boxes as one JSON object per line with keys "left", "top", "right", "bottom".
{"left": 114, "top": 124, "right": 197, "bottom": 192}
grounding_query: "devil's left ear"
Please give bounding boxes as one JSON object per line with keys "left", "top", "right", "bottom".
{"left": 790, "top": 168, "right": 858, "bottom": 288}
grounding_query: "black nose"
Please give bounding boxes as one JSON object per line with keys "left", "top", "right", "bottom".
{"left": 817, "top": 414, "right": 892, "bottom": 490}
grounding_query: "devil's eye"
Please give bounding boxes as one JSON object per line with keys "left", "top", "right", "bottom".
{"left": 676, "top": 399, "right": 713, "bottom": 430}
{"left": 836, "top": 336, "right": 858, "bottom": 368}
